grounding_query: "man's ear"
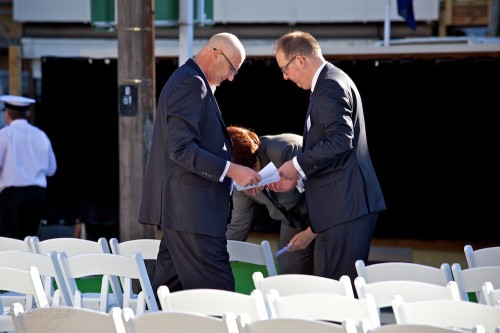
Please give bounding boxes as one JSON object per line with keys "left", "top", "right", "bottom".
{"left": 5, "top": 111, "right": 11, "bottom": 124}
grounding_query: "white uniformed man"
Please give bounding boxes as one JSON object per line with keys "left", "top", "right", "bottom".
{"left": 0, "top": 95, "right": 57, "bottom": 239}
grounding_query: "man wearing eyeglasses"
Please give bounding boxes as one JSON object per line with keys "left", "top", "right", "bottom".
{"left": 268, "top": 31, "right": 386, "bottom": 289}
{"left": 138, "top": 32, "right": 261, "bottom": 292}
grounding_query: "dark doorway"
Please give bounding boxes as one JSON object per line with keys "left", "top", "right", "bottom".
{"left": 38, "top": 56, "right": 500, "bottom": 242}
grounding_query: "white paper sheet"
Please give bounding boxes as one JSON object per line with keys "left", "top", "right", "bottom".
{"left": 234, "top": 162, "right": 280, "bottom": 191}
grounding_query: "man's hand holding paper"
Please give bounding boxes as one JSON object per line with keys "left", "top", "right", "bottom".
{"left": 234, "top": 162, "right": 280, "bottom": 191}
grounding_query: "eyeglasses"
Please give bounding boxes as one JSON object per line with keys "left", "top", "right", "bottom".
{"left": 280, "top": 56, "right": 298, "bottom": 75}
{"left": 213, "top": 48, "right": 238, "bottom": 76}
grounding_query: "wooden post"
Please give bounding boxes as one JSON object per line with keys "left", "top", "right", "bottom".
{"left": 439, "top": 0, "right": 454, "bottom": 37}
{"left": 487, "top": 0, "right": 499, "bottom": 36}
{"left": 116, "top": 0, "right": 156, "bottom": 241}
{"left": 8, "top": 45, "right": 22, "bottom": 95}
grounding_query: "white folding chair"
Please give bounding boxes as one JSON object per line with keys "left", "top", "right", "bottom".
{"left": 266, "top": 289, "right": 381, "bottom": 330}
{"left": 238, "top": 312, "right": 359, "bottom": 333}
{"left": 253, "top": 271, "right": 355, "bottom": 297}
{"left": 29, "top": 236, "right": 111, "bottom": 256}
{"left": 355, "top": 260, "right": 453, "bottom": 286}
{"left": 483, "top": 282, "right": 500, "bottom": 307}
{"left": 109, "top": 238, "right": 160, "bottom": 259}
{"left": 28, "top": 236, "right": 120, "bottom": 305}
{"left": 10, "top": 303, "right": 125, "bottom": 333}
{"left": 121, "top": 307, "right": 239, "bottom": 333}
{"left": 227, "top": 240, "right": 277, "bottom": 276}
{"left": 355, "top": 277, "right": 461, "bottom": 309}
{"left": 0, "top": 266, "right": 49, "bottom": 333}
{"left": 108, "top": 237, "right": 160, "bottom": 310}
{"left": 452, "top": 263, "right": 500, "bottom": 303}
{"left": 0, "top": 250, "right": 71, "bottom": 307}
{"left": 355, "top": 276, "right": 462, "bottom": 325}
{"left": 464, "top": 245, "right": 500, "bottom": 268}
{"left": 57, "top": 252, "right": 158, "bottom": 314}
{"left": 363, "top": 323, "right": 486, "bottom": 333}
{"left": 0, "top": 236, "right": 32, "bottom": 252}
{"left": 392, "top": 295, "right": 500, "bottom": 333}
{"left": 157, "top": 285, "right": 268, "bottom": 322}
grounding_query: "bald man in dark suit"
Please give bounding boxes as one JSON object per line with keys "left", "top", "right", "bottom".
{"left": 138, "top": 33, "right": 261, "bottom": 292}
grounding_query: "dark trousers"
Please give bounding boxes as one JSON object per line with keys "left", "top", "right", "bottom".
{"left": 278, "top": 222, "right": 315, "bottom": 274}
{"left": 153, "top": 228, "right": 235, "bottom": 293}
{"left": 314, "top": 211, "right": 379, "bottom": 293}
{"left": 0, "top": 186, "right": 47, "bottom": 240}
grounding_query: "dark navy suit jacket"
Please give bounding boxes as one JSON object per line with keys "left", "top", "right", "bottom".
{"left": 298, "top": 62, "right": 386, "bottom": 233}
{"left": 138, "top": 58, "right": 233, "bottom": 237}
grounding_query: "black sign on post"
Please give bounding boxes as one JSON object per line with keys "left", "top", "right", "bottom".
{"left": 119, "top": 84, "right": 138, "bottom": 116}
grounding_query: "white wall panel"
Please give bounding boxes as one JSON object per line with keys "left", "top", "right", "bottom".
{"left": 12, "top": 0, "right": 439, "bottom": 24}
{"left": 214, "top": 0, "right": 440, "bottom": 24}
{"left": 13, "top": 0, "right": 91, "bottom": 22}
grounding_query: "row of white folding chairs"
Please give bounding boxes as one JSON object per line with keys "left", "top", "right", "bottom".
{"left": 4, "top": 236, "right": 500, "bottom": 324}
{"left": 0, "top": 236, "right": 160, "bottom": 314}
{"left": 0, "top": 235, "right": 280, "bottom": 316}
{"left": 355, "top": 256, "right": 500, "bottom": 305}
{"left": 0, "top": 235, "right": 278, "bottom": 276}
{"left": 3, "top": 273, "right": 497, "bottom": 333}
{"left": 155, "top": 283, "right": 381, "bottom": 330}
{"left": 0, "top": 250, "right": 157, "bottom": 312}
{"left": 10, "top": 302, "right": 493, "bottom": 333}
{"left": 9, "top": 303, "right": 364, "bottom": 333}
{"left": 253, "top": 263, "right": 490, "bottom": 324}
{"left": 160, "top": 279, "right": 499, "bottom": 333}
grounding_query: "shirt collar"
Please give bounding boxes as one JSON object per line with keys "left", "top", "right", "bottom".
{"left": 311, "top": 61, "right": 328, "bottom": 93}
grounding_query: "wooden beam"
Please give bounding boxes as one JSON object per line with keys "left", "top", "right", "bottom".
{"left": 116, "top": 0, "right": 156, "bottom": 241}
{"left": 8, "top": 45, "right": 21, "bottom": 95}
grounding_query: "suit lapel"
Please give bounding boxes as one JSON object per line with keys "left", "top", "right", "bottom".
{"left": 185, "top": 58, "right": 230, "bottom": 144}
{"left": 303, "top": 63, "right": 332, "bottom": 144}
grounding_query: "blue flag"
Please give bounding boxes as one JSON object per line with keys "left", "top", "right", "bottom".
{"left": 397, "top": 0, "right": 417, "bottom": 30}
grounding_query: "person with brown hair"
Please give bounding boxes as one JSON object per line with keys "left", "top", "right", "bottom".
{"left": 226, "top": 126, "right": 315, "bottom": 274}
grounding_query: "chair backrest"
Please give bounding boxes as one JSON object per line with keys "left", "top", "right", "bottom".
{"left": 392, "top": 295, "right": 500, "bottom": 333}
{"left": 227, "top": 240, "right": 277, "bottom": 276}
{"left": 0, "top": 266, "right": 49, "bottom": 332}
{"left": 452, "top": 263, "right": 500, "bottom": 303}
{"left": 483, "top": 282, "right": 500, "bottom": 307}
{"left": 266, "top": 289, "right": 381, "bottom": 329}
{"left": 10, "top": 304, "right": 125, "bottom": 333}
{"left": 0, "top": 266, "right": 48, "bottom": 312}
{"left": 0, "top": 236, "right": 32, "bottom": 252}
{"left": 252, "top": 271, "right": 355, "bottom": 298}
{"left": 109, "top": 238, "right": 160, "bottom": 260}
{"left": 0, "top": 250, "right": 71, "bottom": 306}
{"left": 364, "top": 323, "right": 486, "bottom": 333}
{"left": 355, "top": 260, "right": 453, "bottom": 286}
{"left": 30, "top": 236, "right": 111, "bottom": 256}
{"left": 157, "top": 285, "right": 269, "bottom": 322}
{"left": 464, "top": 245, "right": 500, "bottom": 268}
{"left": 121, "top": 307, "right": 239, "bottom": 333}
{"left": 56, "top": 252, "right": 158, "bottom": 313}
{"left": 355, "top": 276, "right": 462, "bottom": 309}
{"left": 108, "top": 238, "right": 160, "bottom": 302}
{"left": 238, "top": 313, "right": 359, "bottom": 333}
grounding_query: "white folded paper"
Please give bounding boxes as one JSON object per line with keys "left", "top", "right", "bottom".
{"left": 234, "top": 162, "right": 280, "bottom": 191}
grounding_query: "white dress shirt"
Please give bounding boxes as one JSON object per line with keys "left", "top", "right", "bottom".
{"left": 0, "top": 119, "right": 57, "bottom": 192}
